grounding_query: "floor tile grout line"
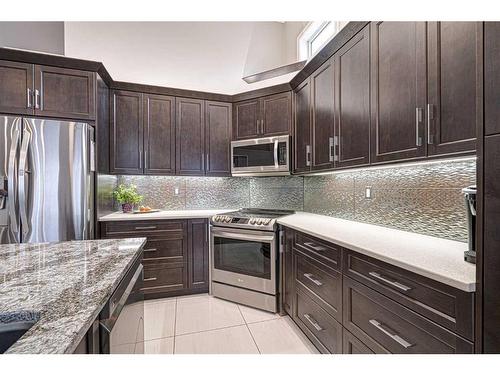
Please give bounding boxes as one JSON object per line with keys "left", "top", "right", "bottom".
{"left": 175, "top": 322, "right": 248, "bottom": 338}
{"left": 244, "top": 321, "right": 262, "bottom": 354}
{"left": 173, "top": 297, "right": 178, "bottom": 354}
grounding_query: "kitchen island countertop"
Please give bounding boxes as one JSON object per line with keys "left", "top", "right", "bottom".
{"left": 0, "top": 238, "right": 146, "bottom": 354}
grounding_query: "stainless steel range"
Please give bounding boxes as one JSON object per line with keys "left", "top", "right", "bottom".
{"left": 210, "top": 208, "right": 294, "bottom": 312}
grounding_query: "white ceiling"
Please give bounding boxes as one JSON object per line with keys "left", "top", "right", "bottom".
{"left": 64, "top": 22, "right": 308, "bottom": 95}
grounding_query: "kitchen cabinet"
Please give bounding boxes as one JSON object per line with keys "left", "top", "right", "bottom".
{"left": 484, "top": 22, "right": 500, "bottom": 136}
{"left": 0, "top": 60, "right": 33, "bottom": 115}
{"left": 110, "top": 90, "right": 144, "bottom": 174}
{"left": 334, "top": 25, "right": 371, "bottom": 168}
{"left": 205, "top": 101, "right": 232, "bottom": 176}
{"left": 427, "top": 22, "right": 478, "bottom": 156}
{"left": 0, "top": 61, "right": 95, "bottom": 120}
{"left": 100, "top": 218, "right": 209, "bottom": 299}
{"left": 293, "top": 79, "right": 312, "bottom": 173}
{"left": 143, "top": 94, "right": 176, "bottom": 175}
{"left": 176, "top": 98, "right": 205, "bottom": 175}
{"left": 233, "top": 92, "right": 291, "bottom": 140}
{"left": 282, "top": 228, "right": 294, "bottom": 315}
{"left": 281, "top": 226, "right": 475, "bottom": 354}
{"left": 370, "top": 21, "right": 427, "bottom": 164}
{"left": 311, "top": 58, "right": 335, "bottom": 171}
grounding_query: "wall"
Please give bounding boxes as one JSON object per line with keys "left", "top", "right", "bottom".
{"left": 0, "top": 22, "right": 64, "bottom": 55}
{"left": 98, "top": 158, "right": 475, "bottom": 242}
{"left": 64, "top": 21, "right": 305, "bottom": 95}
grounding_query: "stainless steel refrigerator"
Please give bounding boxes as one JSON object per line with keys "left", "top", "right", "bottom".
{"left": 1, "top": 116, "right": 95, "bottom": 244}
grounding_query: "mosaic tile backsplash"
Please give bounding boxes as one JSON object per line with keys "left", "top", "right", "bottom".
{"left": 98, "top": 158, "right": 475, "bottom": 242}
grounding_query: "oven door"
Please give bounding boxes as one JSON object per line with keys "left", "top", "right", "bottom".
{"left": 211, "top": 226, "right": 277, "bottom": 295}
{"left": 231, "top": 135, "right": 290, "bottom": 176}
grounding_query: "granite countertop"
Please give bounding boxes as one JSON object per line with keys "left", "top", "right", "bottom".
{"left": 98, "top": 209, "right": 235, "bottom": 221}
{"left": 277, "top": 212, "right": 476, "bottom": 292}
{"left": 0, "top": 238, "right": 146, "bottom": 354}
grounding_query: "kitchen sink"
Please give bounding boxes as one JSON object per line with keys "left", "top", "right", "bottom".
{"left": 0, "top": 311, "right": 40, "bottom": 354}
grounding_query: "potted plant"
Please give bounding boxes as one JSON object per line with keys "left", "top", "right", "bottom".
{"left": 113, "top": 184, "right": 143, "bottom": 213}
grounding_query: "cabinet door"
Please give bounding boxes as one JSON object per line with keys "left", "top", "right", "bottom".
{"left": 110, "top": 90, "right": 143, "bottom": 174}
{"left": 233, "top": 99, "right": 260, "bottom": 140}
{"left": 311, "top": 58, "right": 335, "bottom": 171}
{"left": 0, "top": 60, "right": 34, "bottom": 115}
{"left": 370, "top": 22, "right": 427, "bottom": 164}
{"left": 283, "top": 228, "right": 295, "bottom": 315}
{"left": 34, "top": 65, "right": 95, "bottom": 120}
{"left": 188, "top": 219, "right": 209, "bottom": 291}
{"left": 335, "top": 25, "right": 371, "bottom": 169}
{"left": 143, "top": 94, "right": 176, "bottom": 175}
{"left": 205, "top": 101, "right": 231, "bottom": 176}
{"left": 485, "top": 22, "right": 500, "bottom": 136}
{"left": 176, "top": 98, "right": 205, "bottom": 175}
{"left": 293, "top": 79, "right": 312, "bottom": 173}
{"left": 261, "top": 92, "right": 292, "bottom": 136}
{"left": 427, "top": 22, "right": 478, "bottom": 155}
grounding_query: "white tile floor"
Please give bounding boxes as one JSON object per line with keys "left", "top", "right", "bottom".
{"left": 143, "top": 293, "right": 319, "bottom": 354}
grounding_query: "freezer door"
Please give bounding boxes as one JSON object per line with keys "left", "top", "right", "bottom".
{"left": 20, "top": 118, "right": 94, "bottom": 243}
{"left": 0, "top": 116, "right": 22, "bottom": 244}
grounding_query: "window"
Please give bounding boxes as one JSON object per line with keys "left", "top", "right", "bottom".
{"left": 298, "top": 21, "right": 347, "bottom": 61}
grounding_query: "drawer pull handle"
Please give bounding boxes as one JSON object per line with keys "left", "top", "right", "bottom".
{"left": 303, "top": 242, "right": 326, "bottom": 252}
{"left": 303, "top": 273, "right": 323, "bottom": 286}
{"left": 144, "top": 277, "right": 157, "bottom": 282}
{"left": 303, "top": 314, "right": 323, "bottom": 332}
{"left": 135, "top": 226, "right": 157, "bottom": 230}
{"left": 369, "top": 319, "right": 413, "bottom": 349}
{"left": 144, "top": 248, "right": 157, "bottom": 252}
{"left": 368, "top": 271, "right": 412, "bottom": 292}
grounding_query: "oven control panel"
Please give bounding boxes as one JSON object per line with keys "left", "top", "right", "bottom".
{"left": 211, "top": 215, "right": 273, "bottom": 227}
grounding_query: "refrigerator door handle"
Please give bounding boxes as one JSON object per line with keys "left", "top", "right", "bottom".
{"left": 18, "top": 129, "right": 31, "bottom": 236}
{"left": 8, "top": 128, "right": 20, "bottom": 240}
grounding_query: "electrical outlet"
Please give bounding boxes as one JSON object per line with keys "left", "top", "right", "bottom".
{"left": 365, "top": 186, "right": 372, "bottom": 199}
{"left": 174, "top": 187, "right": 180, "bottom": 196}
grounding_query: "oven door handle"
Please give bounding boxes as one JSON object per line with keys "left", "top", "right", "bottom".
{"left": 212, "top": 229, "right": 275, "bottom": 243}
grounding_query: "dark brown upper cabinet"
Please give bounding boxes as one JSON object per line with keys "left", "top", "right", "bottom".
{"left": 233, "top": 92, "right": 291, "bottom": 140}
{"left": 334, "top": 25, "right": 371, "bottom": 169}
{"left": 370, "top": 22, "right": 427, "bottom": 164}
{"left": 205, "top": 101, "right": 232, "bottom": 176}
{"left": 0, "top": 60, "right": 34, "bottom": 115}
{"left": 293, "top": 79, "right": 312, "bottom": 174}
{"left": 34, "top": 65, "right": 95, "bottom": 120}
{"left": 311, "top": 58, "right": 335, "bottom": 171}
{"left": 143, "top": 94, "right": 176, "bottom": 175}
{"left": 427, "top": 22, "right": 479, "bottom": 156}
{"left": 485, "top": 22, "right": 500, "bottom": 136}
{"left": 233, "top": 99, "right": 260, "bottom": 139}
{"left": 110, "top": 90, "right": 144, "bottom": 174}
{"left": 176, "top": 98, "right": 205, "bottom": 175}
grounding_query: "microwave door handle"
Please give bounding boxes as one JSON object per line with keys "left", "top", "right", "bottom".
{"left": 18, "top": 129, "right": 31, "bottom": 238}
{"left": 274, "top": 139, "right": 279, "bottom": 168}
{"left": 8, "top": 128, "right": 20, "bottom": 241}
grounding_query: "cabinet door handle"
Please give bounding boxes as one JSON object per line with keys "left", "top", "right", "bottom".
{"left": 329, "top": 137, "right": 334, "bottom": 162}
{"left": 144, "top": 277, "right": 157, "bottom": 282}
{"left": 27, "top": 88, "right": 32, "bottom": 108}
{"left": 368, "top": 271, "right": 411, "bottom": 292}
{"left": 206, "top": 153, "right": 209, "bottom": 171}
{"left": 256, "top": 119, "right": 260, "bottom": 134}
{"left": 303, "top": 242, "right": 326, "bottom": 252}
{"left": 134, "top": 225, "right": 157, "bottom": 230}
{"left": 427, "top": 104, "right": 434, "bottom": 145}
{"left": 261, "top": 119, "right": 265, "bottom": 134}
{"left": 415, "top": 107, "right": 423, "bottom": 146}
{"left": 34, "top": 89, "right": 40, "bottom": 109}
{"left": 303, "top": 314, "right": 323, "bottom": 332}
{"left": 306, "top": 145, "right": 311, "bottom": 166}
{"left": 201, "top": 153, "right": 204, "bottom": 171}
{"left": 143, "top": 248, "right": 157, "bottom": 252}
{"left": 369, "top": 319, "right": 413, "bottom": 349}
{"left": 303, "top": 273, "right": 323, "bottom": 286}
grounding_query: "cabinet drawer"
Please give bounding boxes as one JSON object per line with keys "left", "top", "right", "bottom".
{"left": 142, "top": 262, "right": 187, "bottom": 294}
{"left": 143, "top": 239, "right": 185, "bottom": 262}
{"left": 102, "top": 220, "right": 186, "bottom": 237}
{"left": 295, "top": 249, "right": 342, "bottom": 321}
{"left": 294, "top": 231, "right": 341, "bottom": 270}
{"left": 343, "top": 276, "right": 474, "bottom": 354}
{"left": 343, "top": 250, "right": 474, "bottom": 340}
{"left": 295, "top": 286, "right": 343, "bottom": 353}
{"left": 343, "top": 329, "right": 373, "bottom": 354}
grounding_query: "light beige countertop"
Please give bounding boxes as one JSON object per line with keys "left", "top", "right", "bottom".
{"left": 99, "top": 209, "right": 235, "bottom": 221}
{"left": 277, "top": 212, "right": 476, "bottom": 292}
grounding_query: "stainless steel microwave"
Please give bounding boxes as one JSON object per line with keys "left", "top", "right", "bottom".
{"left": 231, "top": 135, "right": 290, "bottom": 176}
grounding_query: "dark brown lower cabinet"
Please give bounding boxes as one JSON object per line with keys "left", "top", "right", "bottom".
{"left": 100, "top": 218, "right": 209, "bottom": 299}
{"left": 282, "top": 226, "right": 475, "bottom": 354}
